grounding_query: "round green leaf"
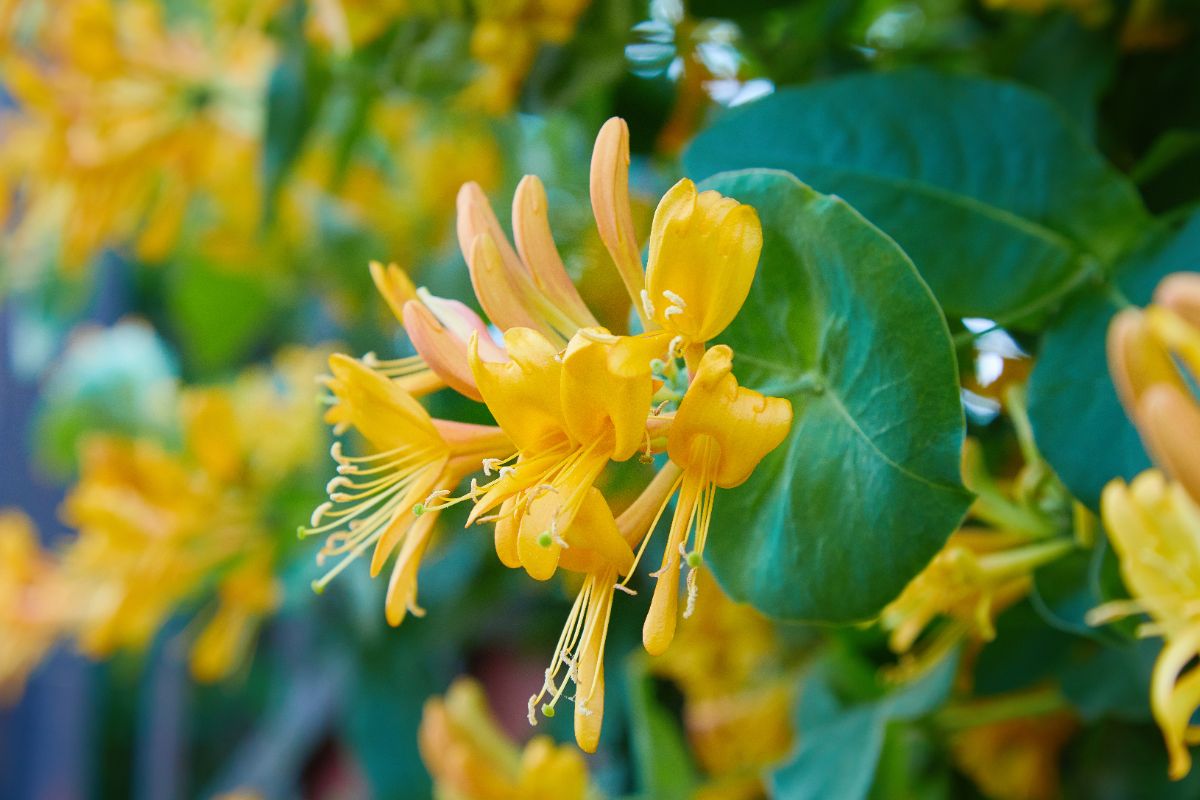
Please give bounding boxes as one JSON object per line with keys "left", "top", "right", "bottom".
{"left": 1028, "top": 212, "right": 1200, "bottom": 510}
{"left": 702, "top": 170, "right": 971, "bottom": 623}
{"left": 684, "top": 69, "right": 1149, "bottom": 322}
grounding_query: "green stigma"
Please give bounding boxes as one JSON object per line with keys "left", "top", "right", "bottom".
{"left": 686, "top": 551, "right": 702, "bottom": 569}
{"left": 310, "top": 580, "right": 325, "bottom": 596}
{"left": 412, "top": 503, "right": 425, "bottom": 516}
{"left": 541, "top": 703, "right": 556, "bottom": 718}
{"left": 537, "top": 531, "right": 553, "bottom": 548}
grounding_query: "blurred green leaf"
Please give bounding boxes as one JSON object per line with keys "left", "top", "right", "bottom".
{"left": 625, "top": 657, "right": 698, "bottom": 800}
{"left": 1027, "top": 212, "right": 1200, "bottom": 510}
{"left": 685, "top": 69, "right": 1149, "bottom": 322}
{"left": 771, "top": 649, "right": 958, "bottom": 800}
{"left": 701, "top": 170, "right": 970, "bottom": 623}
{"left": 165, "top": 258, "right": 277, "bottom": 376}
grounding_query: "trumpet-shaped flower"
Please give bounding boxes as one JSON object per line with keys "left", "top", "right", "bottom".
{"left": 639, "top": 345, "right": 792, "bottom": 655}
{"left": 419, "top": 677, "right": 590, "bottom": 800}
{"left": 1090, "top": 471, "right": 1200, "bottom": 779}
{"left": 644, "top": 179, "right": 763, "bottom": 348}
{"left": 305, "top": 354, "right": 511, "bottom": 625}
{"left": 466, "top": 326, "right": 663, "bottom": 582}
{"left": 1108, "top": 272, "right": 1200, "bottom": 504}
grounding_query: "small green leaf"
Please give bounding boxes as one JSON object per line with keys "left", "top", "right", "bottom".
{"left": 701, "top": 170, "right": 971, "bottom": 623}
{"left": 1027, "top": 212, "right": 1200, "bottom": 510}
{"left": 685, "top": 69, "right": 1149, "bottom": 322}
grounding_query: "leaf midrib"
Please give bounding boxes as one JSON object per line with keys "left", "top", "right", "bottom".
{"left": 743, "top": 353, "right": 966, "bottom": 495}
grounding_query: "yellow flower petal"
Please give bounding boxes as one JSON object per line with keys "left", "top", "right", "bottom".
{"left": 469, "top": 327, "right": 567, "bottom": 452}
{"left": 669, "top": 345, "right": 792, "bottom": 488}
{"left": 646, "top": 179, "right": 762, "bottom": 343}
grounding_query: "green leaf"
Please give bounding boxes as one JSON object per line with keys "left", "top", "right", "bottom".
{"left": 165, "top": 257, "right": 277, "bottom": 376}
{"left": 625, "top": 656, "right": 699, "bottom": 800}
{"left": 1027, "top": 212, "right": 1200, "bottom": 510}
{"left": 771, "top": 650, "right": 958, "bottom": 800}
{"left": 684, "top": 69, "right": 1149, "bottom": 322}
{"left": 701, "top": 170, "right": 970, "bottom": 623}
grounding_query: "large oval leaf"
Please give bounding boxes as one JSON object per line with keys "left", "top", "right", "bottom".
{"left": 703, "top": 170, "right": 971, "bottom": 623}
{"left": 1028, "top": 213, "right": 1200, "bottom": 510}
{"left": 685, "top": 69, "right": 1149, "bottom": 322}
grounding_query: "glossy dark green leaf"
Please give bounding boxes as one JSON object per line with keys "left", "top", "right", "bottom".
{"left": 1027, "top": 212, "right": 1200, "bottom": 510}
{"left": 685, "top": 69, "right": 1149, "bottom": 321}
{"left": 701, "top": 170, "right": 970, "bottom": 623}
{"left": 771, "top": 650, "right": 957, "bottom": 800}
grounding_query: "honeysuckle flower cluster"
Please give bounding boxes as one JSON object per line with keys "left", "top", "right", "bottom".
{"left": 303, "top": 116, "right": 793, "bottom": 751}
{"left": 0, "top": 0, "right": 272, "bottom": 272}
{"left": 881, "top": 430, "right": 1075, "bottom": 675}
{"left": 0, "top": 348, "right": 326, "bottom": 690}
{"left": 1097, "top": 271, "right": 1200, "bottom": 779}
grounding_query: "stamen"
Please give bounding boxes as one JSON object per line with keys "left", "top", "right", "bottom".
{"left": 614, "top": 583, "right": 638, "bottom": 596}
{"left": 640, "top": 289, "right": 656, "bottom": 320}
{"left": 664, "top": 305, "right": 684, "bottom": 319}
{"left": 668, "top": 335, "right": 685, "bottom": 358}
{"left": 683, "top": 569, "right": 699, "bottom": 619}
{"left": 310, "top": 501, "right": 333, "bottom": 528}
{"left": 482, "top": 457, "right": 500, "bottom": 476}
{"left": 662, "top": 289, "right": 687, "bottom": 308}
{"left": 499, "top": 466, "right": 516, "bottom": 479}
{"left": 423, "top": 488, "right": 451, "bottom": 508}
{"left": 527, "top": 696, "right": 538, "bottom": 726}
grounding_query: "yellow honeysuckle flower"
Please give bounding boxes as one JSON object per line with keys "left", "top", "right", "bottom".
{"left": 526, "top": 475, "right": 678, "bottom": 753}
{"left": 949, "top": 706, "right": 1077, "bottom": 800}
{"left": 303, "top": 117, "right": 789, "bottom": 752}
{"left": 0, "top": 510, "right": 68, "bottom": 701}
{"left": 190, "top": 550, "right": 280, "bottom": 683}
{"left": 637, "top": 345, "right": 792, "bottom": 656}
{"left": 59, "top": 434, "right": 242, "bottom": 656}
{"left": 644, "top": 180, "right": 763, "bottom": 349}
{"left": 463, "top": 326, "right": 664, "bottom": 582}
{"left": 419, "top": 677, "right": 592, "bottom": 800}
{"left": 880, "top": 529, "right": 1060, "bottom": 656}
{"left": 0, "top": 0, "right": 273, "bottom": 272}
{"left": 305, "top": 354, "right": 512, "bottom": 624}
{"left": 1089, "top": 471, "right": 1200, "bottom": 779}
{"left": 1108, "top": 271, "right": 1200, "bottom": 504}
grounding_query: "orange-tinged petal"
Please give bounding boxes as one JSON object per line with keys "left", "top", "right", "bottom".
{"left": 513, "top": 175, "right": 597, "bottom": 329}
{"left": 323, "top": 354, "right": 445, "bottom": 454}
{"left": 369, "top": 260, "right": 418, "bottom": 323}
{"left": 516, "top": 448, "right": 610, "bottom": 581}
{"left": 1107, "top": 308, "right": 1187, "bottom": 420}
{"left": 1155, "top": 272, "right": 1200, "bottom": 331}
{"left": 560, "top": 329, "right": 662, "bottom": 461}
{"left": 1138, "top": 385, "right": 1200, "bottom": 505}
{"left": 1146, "top": 306, "right": 1200, "bottom": 380}
{"left": 469, "top": 327, "right": 567, "bottom": 452}
{"left": 468, "top": 232, "right": 554, "bottom": 335}
{"left": 646, "top": 179, "right": 762, "bottom": 343}
{"left": 669, "top": 345, "right": 792, "bottom": 487}
{"left": 590, "top": 117, "right": 648, "bottom": 325}
{"left": 402, "top": 300, "right": 485, "bottom": 402}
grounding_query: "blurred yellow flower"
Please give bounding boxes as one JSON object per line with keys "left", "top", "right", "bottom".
{"left": 652, "top": 570, "right": 795, "bottom": 799}
{"left": 419, "top": 677, "right": 591, "bottom": 800}
{"left": 1090, "top": 471, "right": 1200, "bottom": 779}
{"left": 0, "top": 0, "right": 272, "bottom": 273}
{"left": 1108, "top": 272, "right": 1200, "bottom": 505}
{"left": 0, "top": 510, "right": 68, "bottom": 700}
{"left": 950, "top": 707, "right": 1077, "bottom": 800}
